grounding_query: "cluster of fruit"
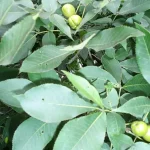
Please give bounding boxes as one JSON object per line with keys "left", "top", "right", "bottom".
{"left": 131, "top": 121, "right": 150, "bottom": 142}
{"left": 62, "top": 4, "right": 82, "bottom": 29}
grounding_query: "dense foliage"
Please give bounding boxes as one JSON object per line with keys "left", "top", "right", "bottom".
{"left": 1, "top": 0, "right": 150, "bottom": 149}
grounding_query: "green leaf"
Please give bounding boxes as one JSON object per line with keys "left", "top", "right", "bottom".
{"left": 2, "top": 4, "right": 28, "bottom": 25}
{"left": 129, "top": 142, "right": 150, "bottom": 150}
{"left": 80, "top": 0, "right": 93, "bottom": 6}
{"left": 120, "top": 57, "right": 140, "bottom": 73}
{"left": 0, "top": 15, "right": 35, "bottom": 65}
{"left": 0, "top": 0, "right": 13, "bottom": 26}
{"left": 76, "top": 9, "right": 99, "bottom": 32}
{"left": 115, "top": 96, "right": 150, "bottom": 117}
{"left": 119, "top": 0, "right": 150, "bottom": 15}
{"left": 107, "top": 113, "right": 126, "bottom": 136}
{"left": 0, "top": 78, "right": 34, "bottom": 108}
{"left": 105, "top": 48, "right": 115, "bottom": 59}
{"left": 54, "top": 112, "right": 106, "bottom": 150}
{"left": 16, "top": 84, "right": 96, "bottom": 123}
{"left": 120, "top": 93, "right": 135, "bottom": 105}
{"left": 123, "top": 74, "right": 150, "bottom": 96}
{"left": 58, "top": 0, "right": 74, "bottom": 4}
{"left": 92, "top": 17, "right": 112, "bottom": 24}
{"left": 110, "top": 134, "right": 134, "bottom": 150}
{"left": 14, "top": 34, "right": 36, "bottom": 63}
{"left": 106, "top": 0, "right": 121, "bottom": 14}
{"left": 135, "top": 23, "right": 150, "bottom": 84}
{"left": 42, "top": 0, "right": 59, "bottom": 14}
{"left": 28, "top": 69, "right": 60, "bottom": 84}
{"left": 12, "top": 117, "right": 59, "bottom": 150}
{"left": 103, "top": 89, "right": 119, "bottom": 109}
{"left": 122, "top": 68, "right": 133, "bottom": 84}
{"left": 102, "top": 55, "right": 122, "bottom": 83}
{"left": 15, "top": 0, "right": 34, "bottom": 9}
{"left": 60, "top": 34, "right": 95, "bottom": 51}
{"left": 87, "top": 26, "right": 144, "bottom": 51}
{"left": 101, "top": 143, "right": 110, "bottom": 150}
{"left": 76, "top": 0, "right": 110, "bottom": 32}
{"left": 20, "top": 45, "right": 74, "bottom": 73}
{"left": 42, "top": 32, "right": 56, "bottom": 45}
{"left": 78, "top": 66, "right": 117, "bottom": 93}
{"left": 63, "top": 71, "right": 103, "bottom": 108}
{"left": 49, "top": 14, "right": 73, "bottom": 39}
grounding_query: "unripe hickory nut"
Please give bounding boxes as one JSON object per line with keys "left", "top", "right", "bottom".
{"left": 68, "top": 15, "right": 82, "bottom": 29}
{"left": 143, "top": 125, "right": 150, "bottom": 142}
{"left": 131, "top": 121, "right": 148, "bottom": 137}
{"left": 62, "top": 4, "right": 76, "bottom": 18}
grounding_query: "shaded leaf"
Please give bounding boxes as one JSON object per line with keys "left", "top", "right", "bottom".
{"left": 106, "top": 0, "right": 121, "bottom": 14}
{"left": 0, "top": 66, "right": 19, "bottom": 81}
{"left": 28, "top": 69, "right": 60, "bottom": 84}
{"left": 102, "top": 55, "right": 122, "bottom": 83}
{"left": 120, "top": 57, "right": 140, "bottom": 73}
{"left": 42, "top": 32, "right": 56, "bottom": 45}
{"left": 123, "top": 74, "right": 150, "bottom": 96}
{"left": 60, "top": 34, "right": 95, "bottom": 51}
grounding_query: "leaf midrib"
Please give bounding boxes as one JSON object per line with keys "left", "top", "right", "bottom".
{"left": 71, "top": 113, "right": 103, "bottom": 150}
{"left": 0, "top": 0, "right": 13, "bottom": 26}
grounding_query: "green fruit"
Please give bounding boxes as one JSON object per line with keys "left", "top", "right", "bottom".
{"left": 131, "top": 121, "right": 148, "bottom": 137}
{"left": 68, "top": 15, "right": 82, "bottom": 29}
{"left": 62, "top": 4, "right": 76, "bottom": 18}
{"left": 143, "top": 125, "right": 150, "bottom": 142}
{"left": 5, "top": 137, "right": 8, "bottom": 144}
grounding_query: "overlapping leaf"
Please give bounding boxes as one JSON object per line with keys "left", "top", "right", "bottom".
{"left": 13, "top": 117, "right": 59, "bottom": 150}
{"left": 115, "top": 96, "right": 150, "bottom": 117}
{"left": 63, "top": 71, "right": 103, "bottom": 108}
{"left": 50, "top": 14, "right": 72, "bottom": 39}
{"left": 78, "top": 66, "right": 117, "bottom": 93}
{"left": 20, "top": 35, "right": 94, "bottom": 73}
{"left": 136, "top": 23, "right": 150, "bottom": 83}
{"left": 119, "top": 0, "right": 150, "bottom": 15}
{"left": 54, "top": 112, "right": 106, "bottom": 150}
{"left": 16, "top": 84, "right": 96, "bottom": 123}
{"left": 0, "top": 15, "right": 35, "bottom": 65}
{"left": 87, "top": 26, "right": 144, "bottom": 51}
{"left": 0, "top": 79, "right": 34, "bottom": 108}
{"left": 0, "top": 0, "right": 13, "bottom": 26}
{"left": 123, "top": 74, "right": 150, "bottom": 96}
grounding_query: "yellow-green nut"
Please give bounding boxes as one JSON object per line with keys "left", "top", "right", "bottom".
{"left": 68, "top": 15, "right": 82, "bottom": 29}
{"left": 62, "top": 4, "right": 76, "bottom": 18}
{"left": 5, "top": 137, "right": 9, "bottom": 144}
